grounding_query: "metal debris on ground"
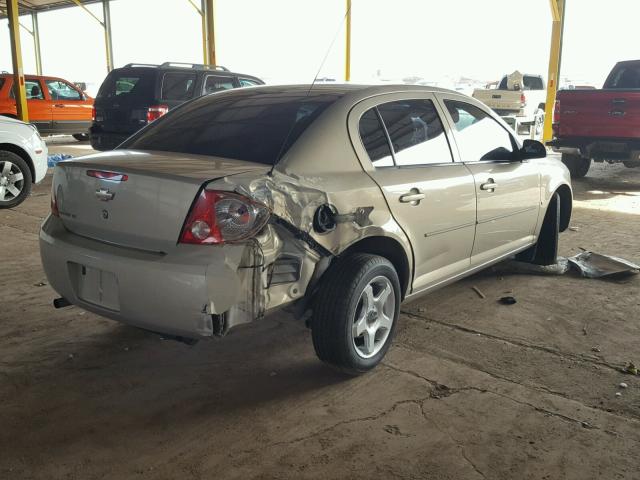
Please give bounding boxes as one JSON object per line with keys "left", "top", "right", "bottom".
{"left": 33, "top": 282, "right": 47, "bottom": 287}
{"left": 494, "top": 257, "right": 570, "bottom": 276}
{"left": 591, "top": 346, "right": 601, "bottom": 352}
{"left": 569, "top": 226, "right": 580, "bottom": 232}
{"left": 471, "top": 286, "right": 486, "bottom": 299}
{"left": 624, "top": 362, "right": 638, "bottom": 376}
{"left": 567, "top": 252, "right": 640, "bottom": 278}
{"left": 499, "top": 296, "right": 517, "bottom": 305}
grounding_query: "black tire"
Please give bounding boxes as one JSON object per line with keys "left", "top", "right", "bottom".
{"left": 0, "top": 151, "right": 32, "bottom": 209}
{"left": 311, "top": 253, "right": 401, "bottom": 375}
{"left": 561, "top": 153, "right": 590, "bottom": 178}
{"left": 73, "top": 133, "right": 89, "bottom": 141}
{"left": 517, "top": 193, "right": 560, "bottom": 265}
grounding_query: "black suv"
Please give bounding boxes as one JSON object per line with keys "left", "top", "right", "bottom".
{"left": 90, "top": 62, "right": 264, "bottom": 151}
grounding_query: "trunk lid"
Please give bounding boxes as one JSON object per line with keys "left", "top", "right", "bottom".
{"left": 472, "top": 89, "right": 523, "bottom": 112}
{"left": 53, "top": 150, "right": 270, "bottom": 252}
{"left": 556, "top": 90, "right": 640, "bottom": 138}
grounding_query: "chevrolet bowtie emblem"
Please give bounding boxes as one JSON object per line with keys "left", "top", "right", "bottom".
{"left": 95, "top": 188, "right": 115, "bottom": 201}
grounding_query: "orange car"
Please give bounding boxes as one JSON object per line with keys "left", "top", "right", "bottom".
{"left": 0, "top": 74, "right": 93, "bottom": 141}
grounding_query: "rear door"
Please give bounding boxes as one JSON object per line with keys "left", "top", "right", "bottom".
{"left": 439, "top": 96, "right": 540, "bottom": 265}
{"left": 350, "top": 93, "right": 477, "bottom": 293}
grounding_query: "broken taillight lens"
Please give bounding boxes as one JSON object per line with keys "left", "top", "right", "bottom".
{"left": 51, "top": 187, "right": 60, "bottom": 217}
{"left": 179, "top": 190, "right": 270, "bottom": 245}
{"left": 520, "top": 92, "right": 527, "bottom": 107}
{"left": 553, "top": 100, "right": 561, "bottom": 123}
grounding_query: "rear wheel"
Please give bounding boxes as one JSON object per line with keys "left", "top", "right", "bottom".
{"left": 561, "top": 153, "right": 590, "bottom": 178}
{"left": 311, "top": 253, "right": 400, "bottom": 375}
{"left": 0, "top": 151, "right": 32, "bottom": 209}
{"left": 73, "top": 133, "right": 89, "bottom": 141}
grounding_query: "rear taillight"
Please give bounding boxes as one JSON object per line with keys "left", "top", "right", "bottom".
{"left": 91, "top": 106, "right": 96, "bottom": 121}
{"left": 179, "top": 190, "right": 270, "bottom": 245}
{"left": 147, "top": 105, "right": 169, "bottom": 123}
{"left": 553, "top": 100, "right": 561, "bottom": 123}
{"left": 86, "top": 169, "right": 128, "bottom": 182}
{"left": 520, "top": 93, "right": 527, "bottom": 107}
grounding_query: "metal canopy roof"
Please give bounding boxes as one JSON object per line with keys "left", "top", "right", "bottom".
{"left": 0, "top": 0, "right": 101, "bottom": 18}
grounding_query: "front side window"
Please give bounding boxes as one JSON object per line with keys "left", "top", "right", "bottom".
{"left": 444, "top": 100, "right": 515, "bottom": 162}
{"left": 121, "top": 91, "right": 342, "bottom": 165}
{"left": 358, "top": 108, "right": 394, "bottom": 167}
{"left": 377, "top": 99, "right": 452, "bottom": 166}
{"left": 239, "top": 78, "right": 260, "bottom": 88}
{"left": 161, "top": 72, "right": 196, "bottom": 101}
{"left": 204, "top": 75, "right": 236, "bottom": 94}
{"left": 46, "top": 80, "right": 82, "bottom": 100}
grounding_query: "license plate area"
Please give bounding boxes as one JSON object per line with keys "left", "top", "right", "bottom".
{"left": 68, "top": 262, "right": 120, "bottom": 311}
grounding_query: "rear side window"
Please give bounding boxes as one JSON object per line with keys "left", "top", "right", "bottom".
{"left": 444, "top": 100, "right": 515, "bottom": 162}
{"left": 121, "top": 91, "right": 342, "bottom": 165}
{"left": 0, "top": 78, "right": 5, "bottom": 90}
{"left": 11, "top": 80, "right": 44, "bottom": 100}
{"left": 498, "top": 75, "right": 544, "bottom": 90}
{"left": 161, "top": 72, "right": 196, "bottom": 101}
{"left": 358, "top": 108, "right": 393, "bottom": 167}
{"left": 377, "top": 99, "right": 452, "bottom": 166}
{"left": 204, "top": 75, "right": 236, "bottom": 94}
{"left": 605, "top": 64, "right": 640, "bottom": 89}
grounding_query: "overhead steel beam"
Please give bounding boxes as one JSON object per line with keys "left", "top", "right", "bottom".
{"left": 70, "top": 0, "right": 113, "bottom": 72}
{"left": 204, "top": 0, "right": 216, "bottom": 65}
{"left": 345, "top": 0, "right": 351, "bottom": 82}
{"left": 32, "top": 13, "right": 42, "bottom": 75}
{"left": 7, "top": 0, "right": 28, "bottom": 122}
{"left": 102, "top": 0, "right": 113, "bottom": 71}
{"left": 543, "top": 0, "right": 566, "bottom": 142}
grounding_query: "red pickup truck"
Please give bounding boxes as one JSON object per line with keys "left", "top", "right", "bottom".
{"left": 548, "top": 60, "right": 640, "bottom": 178}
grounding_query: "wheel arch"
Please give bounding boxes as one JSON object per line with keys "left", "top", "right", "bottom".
{"left": 341, "top": 235, "right": 411, "bottom": 299}
{"left": 0, "top": 143, "right": 35, "bottom": 181}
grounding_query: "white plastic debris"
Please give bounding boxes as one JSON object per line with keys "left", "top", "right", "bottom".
{"left": 619, "top": 382, "right": 628, "bottom": 389}
{"left": 615, "top": 392, "right": 622, "bottom": 398}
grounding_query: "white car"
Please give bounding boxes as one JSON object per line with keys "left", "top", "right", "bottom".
{"left": 0, "top": 115, "right": 48, "bottom": 208}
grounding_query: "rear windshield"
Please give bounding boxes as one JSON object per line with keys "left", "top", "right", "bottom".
{"left": 498, "top": 75, "right": 544, "bottom": 90}
{"left": 121, "top": 90, "right": 342, "bottom": 165}
{"left": 97, "top": 69, "right": 155, "bottom": 100}
{"left": 605, "top": 63, "right": 640, "bottom": 89}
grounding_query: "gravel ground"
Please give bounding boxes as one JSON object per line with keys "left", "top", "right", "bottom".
{"left": 1, "top": 139, "right": 639, "bottom": 479}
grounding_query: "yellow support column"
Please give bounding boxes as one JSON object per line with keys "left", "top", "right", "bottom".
{"left": 204, "top": 0, "right": 216, "bottom": 65}
{"left": 103, "top": 0, "right": 114, "bottom": 71}
{"left": 543, "top": 0, "right": 565, "bottom": 142}
{"left": 32, "top": 13, "right": 43, "bottom": 76}
{"left": 199, "top": 0, "right": 207, "bottom": 64}
{"left": 6, "top": 0, "right": 28, "bottom": 122}
{"left": 345, "top": 0, "right": 352, "bottom": 82}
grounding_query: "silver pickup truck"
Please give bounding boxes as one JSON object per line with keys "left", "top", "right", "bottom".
{"left": 473, "top": 72, "right": 547, "bottom": 136}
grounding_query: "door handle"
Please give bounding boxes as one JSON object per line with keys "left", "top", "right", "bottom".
{"left": 480, "top": 179, "right": 498, "bottom": 192}
{"left": 54, "top": 104, "right": 65, "bottom": 108}
{"left": 609, "top": 110, "right": 626, "bottom": 117}
{"left": 612, "top": 98, "right": 626, "bottom": 104}
{"left": 399, "top": 189, "right": 425, "bottom": 205}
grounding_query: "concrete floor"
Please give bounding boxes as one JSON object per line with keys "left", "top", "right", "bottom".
{"left": 1, "top": 138, "right": 639, "bottom": 479}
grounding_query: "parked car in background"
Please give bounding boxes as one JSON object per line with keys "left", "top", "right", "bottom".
{"left": 548, "top": 60, "right": 640, "bottom": 178}
{"left": 473, "top": 71, "right": 546, "bottom": 136}
{"left": 41, "top": 85, "right": 571, "bottom": 374}
{"left": 0, "top": 73, "right": 93, "bottom": 141}
{"left": 0, "top": 115, "right": 48, "bottom": 208}
{"left": 90, "top": 62, "right": 264, "bottom": 151}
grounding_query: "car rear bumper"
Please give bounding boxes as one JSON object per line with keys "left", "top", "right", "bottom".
{"left": 547, "top": 137, "right": 640, "bottom": 162}
{"left": 39, "top": 215, "right": 247, "bottom": 339}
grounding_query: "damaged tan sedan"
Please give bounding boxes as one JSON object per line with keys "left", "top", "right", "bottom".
{"left": 40, "top": 85, "right": 572, "bottom": 374}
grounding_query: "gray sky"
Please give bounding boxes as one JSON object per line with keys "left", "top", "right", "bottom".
{"left": 1, "top": 0, "right": 639, "bottom": 92}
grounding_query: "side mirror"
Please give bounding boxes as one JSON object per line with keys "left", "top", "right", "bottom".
{"left": 520, "top": 139, "right": 546, "bottom": 160}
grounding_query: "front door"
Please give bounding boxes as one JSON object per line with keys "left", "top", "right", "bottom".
{"left": 439, "top": 97, "right": 541, "bottom": 265}
{"left": 45, "top": 79, "right": 92, "bottom": 133}
{"left": 351, "top": 94, "right": 477, "bottom": 293}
